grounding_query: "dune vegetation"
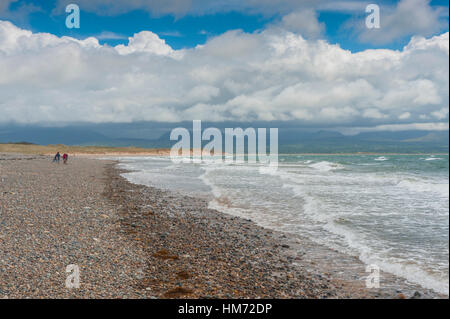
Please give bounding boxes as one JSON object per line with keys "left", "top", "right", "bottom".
{"left": 0, "top": 143, "right": 169, "bottom": 155}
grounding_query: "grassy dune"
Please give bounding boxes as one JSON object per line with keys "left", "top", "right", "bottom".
{"left": 0, "top": 143, "right": 170, "bottom": 155}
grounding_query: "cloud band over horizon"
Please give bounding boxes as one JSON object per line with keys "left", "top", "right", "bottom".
{"left": 0, "top": 19, "right": 448, "bottom": 129}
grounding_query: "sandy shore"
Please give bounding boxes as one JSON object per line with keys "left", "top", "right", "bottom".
{"left": 0, "top": 153, "right": 444, "bottom": 298}
{"left": 0, "top": 143, "right": 171, "bottom": 156}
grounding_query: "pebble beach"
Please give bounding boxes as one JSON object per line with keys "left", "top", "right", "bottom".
{"left": 0, "top": 153, "right": 444, "bottom": 299}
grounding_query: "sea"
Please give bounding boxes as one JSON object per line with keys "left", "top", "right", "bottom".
{"left": 116, "top": 154, "right": 449, "bottom": 295}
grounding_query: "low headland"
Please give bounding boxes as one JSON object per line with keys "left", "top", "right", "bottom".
{"left": 0, "top": 143, "right": 171, "bottom": 156}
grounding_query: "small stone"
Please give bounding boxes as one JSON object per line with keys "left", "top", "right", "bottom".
{"left": 411, "top": 291, "right": 422, "bottom": 299}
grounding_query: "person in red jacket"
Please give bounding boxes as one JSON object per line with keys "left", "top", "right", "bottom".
{"left": 62, "top": 153, "right": 69, "bottom": 164}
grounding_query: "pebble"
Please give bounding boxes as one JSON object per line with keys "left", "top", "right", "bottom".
{"left": 0, "top": 154, "right": 443, "bottom": 299}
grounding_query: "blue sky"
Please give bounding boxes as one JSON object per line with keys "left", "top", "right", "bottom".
{"left": 2, "top": 0, "right": 449, "bottom": 51}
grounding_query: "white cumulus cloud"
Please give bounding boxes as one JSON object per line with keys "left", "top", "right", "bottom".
{"left": 0, "top": 20, "right": 448, "bottom": 127}
{"left": 278, "top": 9, "right": 325, "bottom": 38}
{"left": 352, "top": 0, "right": 448, "bottom": 44}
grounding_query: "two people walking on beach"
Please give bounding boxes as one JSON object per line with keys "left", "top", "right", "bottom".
{"left": 52, "top": 152, "right": 69, "bottom": 164}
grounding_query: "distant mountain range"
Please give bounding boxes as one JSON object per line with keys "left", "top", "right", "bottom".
{"left": 0, "top": 125, "right": 448, "bottom": 153}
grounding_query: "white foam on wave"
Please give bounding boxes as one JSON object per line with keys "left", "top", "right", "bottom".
{"left": 425, "top": 157, "right": 443, "bottom": 161}
{"left": 198, "top": 167, "right": 223, "bottom": 198}
{"left": 121, "top": 171, "right": 155, "bottom": 187}
{"left": 324, "top": 211, "right": 450, "bottom": 295}
{"left": 118, "top": 156, "right": 450, "bottom": 296}
{"left": 117, "top": 156, "right": 167, "bottom": 162}
{"left": 360, "top": 254, "right": 449, "bottom": 295}
{"left": 258, "top": 165, "right": 283, "bottom": 176}
{"left": 375, "top": 156, "right": 388, "bottom": 161}
{"left": 397, "top": 179, "right": 449, "bottom": 198}
{"left": 287, "top": 181, "right": 449, "bottom": 295}
{"left": 309, "top": 161, "right": 344, "bottom": 172}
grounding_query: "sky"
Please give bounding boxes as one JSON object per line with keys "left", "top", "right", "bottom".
{"left": 0, "top": 0, "right": 449, "bottom": 132}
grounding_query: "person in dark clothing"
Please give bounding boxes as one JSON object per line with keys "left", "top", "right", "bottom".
{"left": 53, "top": 152, "right": 61, "bottom": 163}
